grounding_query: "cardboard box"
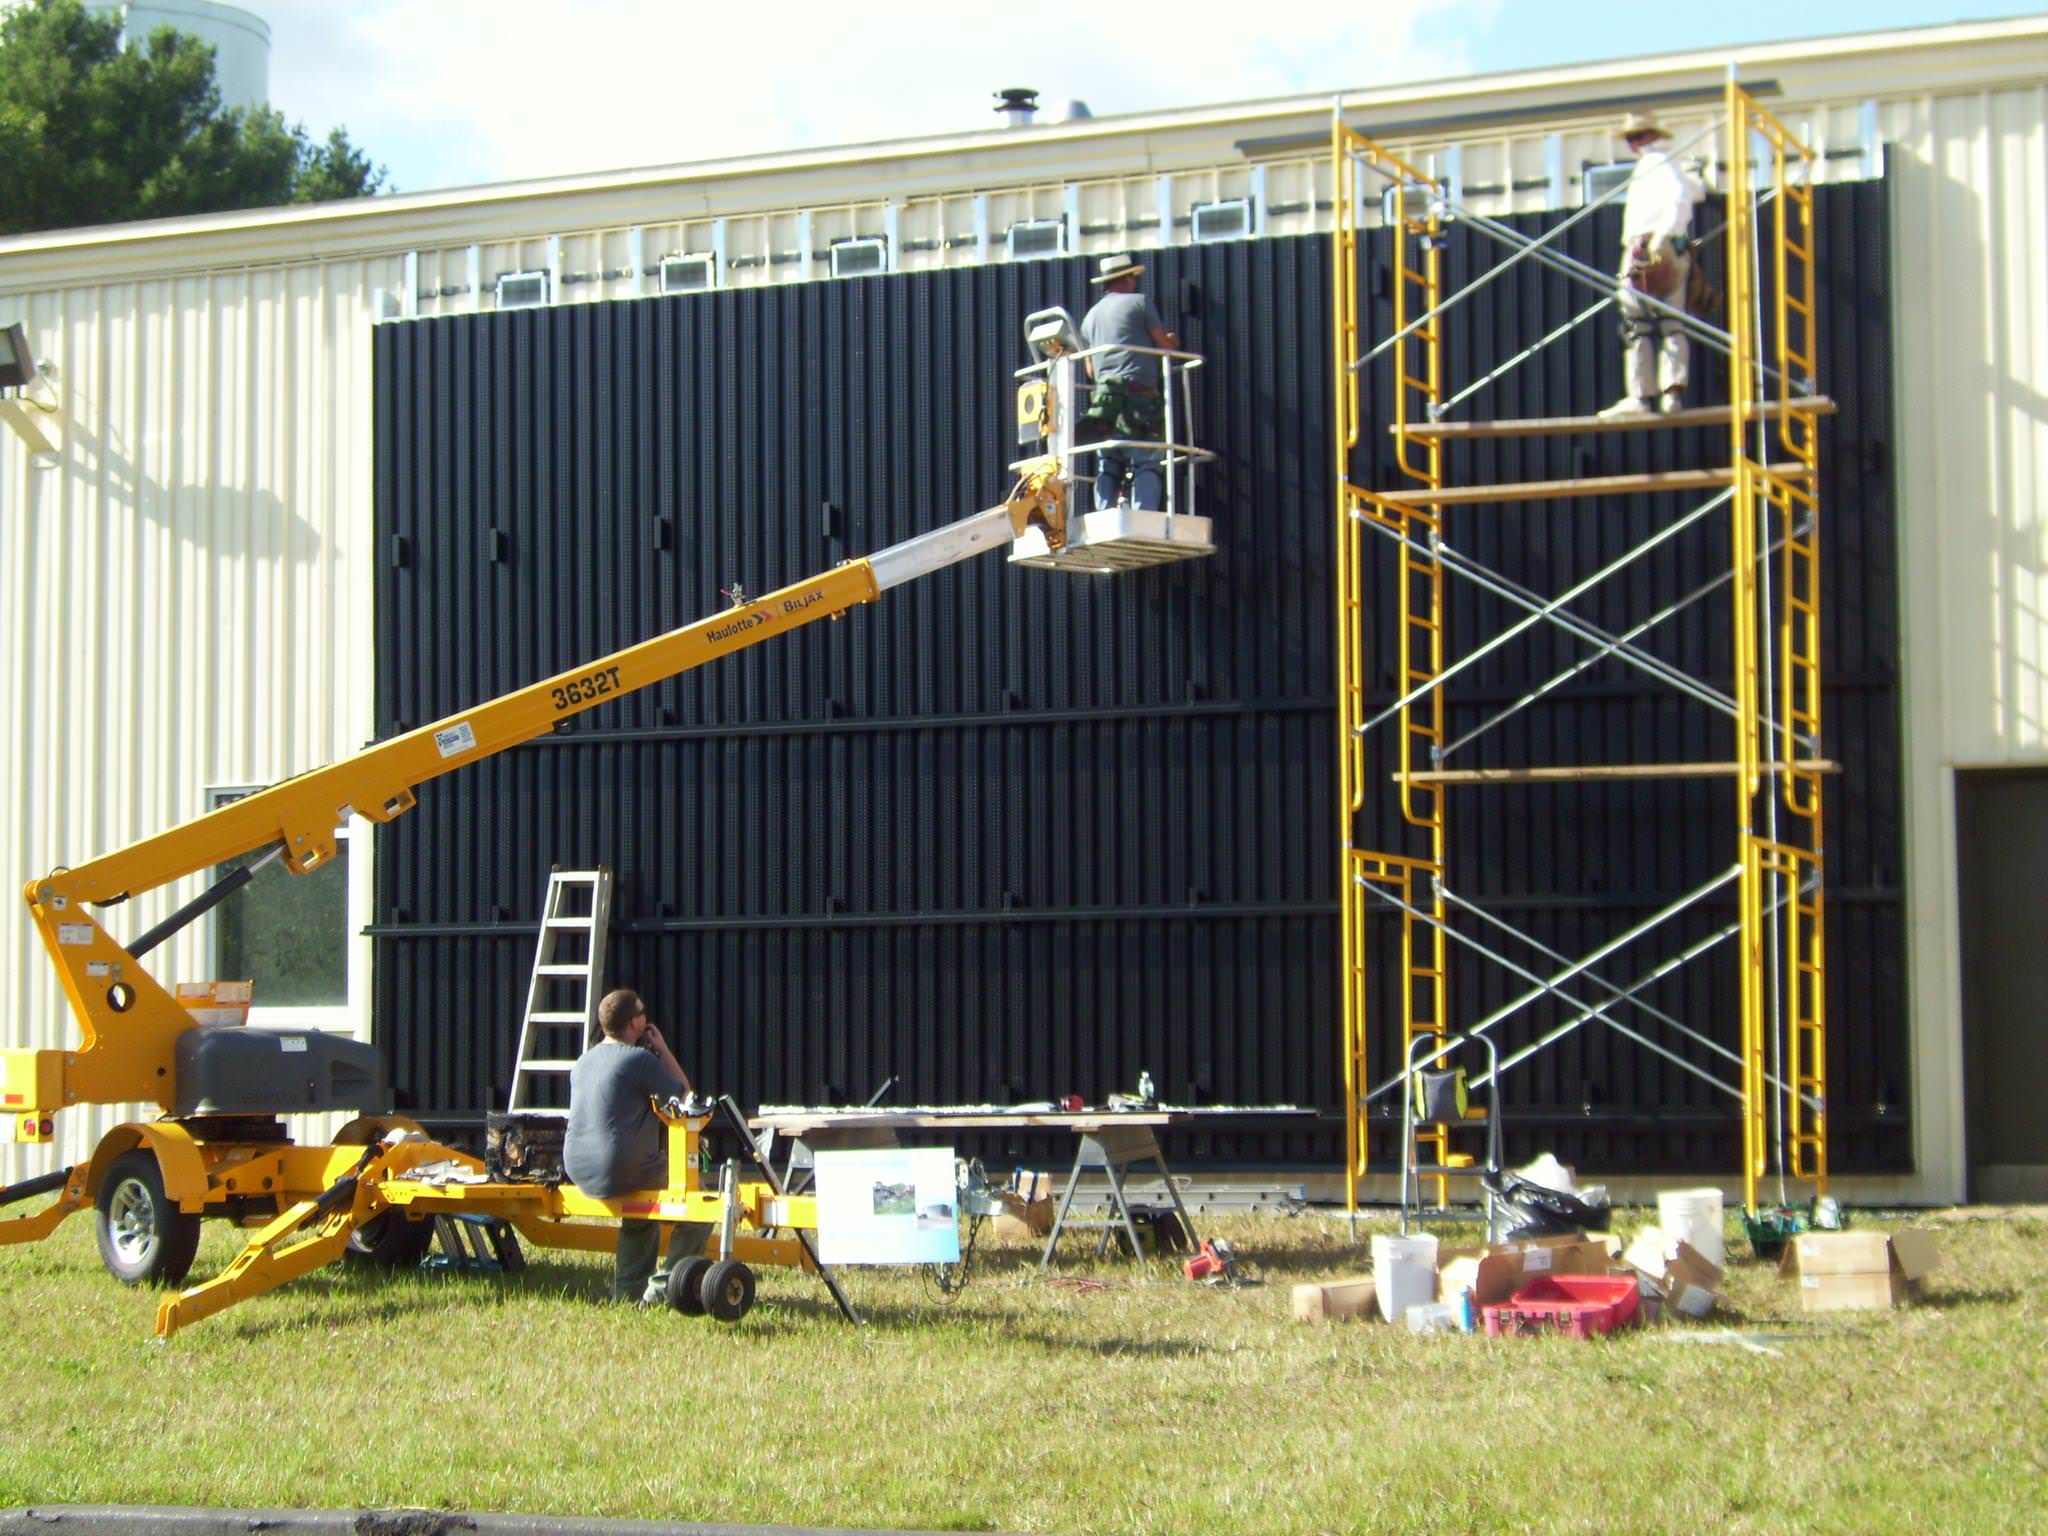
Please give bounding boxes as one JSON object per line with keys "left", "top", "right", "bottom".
{"left": 1623, "top": 1227, "right": 1723, "bottom": 1320}
{"left": 1293, "top": 1277, "right": 1379, "bottom": 1324}
{"left": 1779, "top": 1229, "right": 1941, "bottom": 1313}
{"left": 1436, "top": 1234, "right": 1619, "bottom": 1308}
{"left": 990, "top": 1191, "right": 1054, "bottom": 1241}
{"left": 1009, "top": 1170, "right": 1054, "bottom": 1203}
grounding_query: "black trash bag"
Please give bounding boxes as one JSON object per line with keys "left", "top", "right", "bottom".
{"left": 1483, "top": 1170, "right": 1611, "bottom": 1241}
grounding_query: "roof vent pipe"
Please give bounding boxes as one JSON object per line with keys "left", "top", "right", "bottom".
{"left": 994, "top": 87, "right": 1039, "bottom": 127}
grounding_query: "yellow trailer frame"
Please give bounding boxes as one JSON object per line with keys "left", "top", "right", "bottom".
{"left": 0, "top": 467, "right": 1069, "bottom": 1336}
{"left": 152, "top": 1104, "right": 828, "bottom": 1338}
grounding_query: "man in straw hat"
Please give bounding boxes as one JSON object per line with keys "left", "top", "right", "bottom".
{"left": 1598, "top": 110, "right": 1707, "bottom": 419}
{"left": 1080, "top": 253, "right": 1179, "bottom": 510}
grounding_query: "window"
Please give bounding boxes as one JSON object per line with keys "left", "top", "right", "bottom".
{"left": 659, "top": 252, "right": 717, "bottom": 294}
{"left": 1006, "top": 219, "right": 1065, "bottom": 260}
{"left": 1191, "top": 198, "right": 1252, "bottom": 243}
{"left": 828, "top": 237, "right": 888, "bottom": 278}
{"left": 1582, "top": 163, "right": 1633, "bottom": 209}
{"left": 208, "top": 788, "right": 349, "bottom": 1008}
{"left": 495, "top": 270, "right": 550, "bottom": 309}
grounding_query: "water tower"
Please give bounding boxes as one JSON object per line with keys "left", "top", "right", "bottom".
{"left": 0, "top": 1, "right": 273, "bottom": 113}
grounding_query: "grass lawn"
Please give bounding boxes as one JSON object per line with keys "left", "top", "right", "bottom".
{"left": 0, "top": 1205, "right": 2043, "bottom": 1533}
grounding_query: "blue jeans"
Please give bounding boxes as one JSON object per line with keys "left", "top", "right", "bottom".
{"left": 1094, "top": 446, "right": 1165, "bottom": 511}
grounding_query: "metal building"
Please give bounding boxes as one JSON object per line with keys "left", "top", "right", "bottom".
{"left": 1, "top": 16, "right": 2043, "bottom": 1202}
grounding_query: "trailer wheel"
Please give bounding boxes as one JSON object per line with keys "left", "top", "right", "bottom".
{"left": 701, "top": 1259, "right": 756, "bottom": 1322}
{"left": 94, "top": 1150, "right": 202, "bottom": 1287}
{"left": 344, "top": 1211, "right": 436, "bottom": 1268}
{"left": 665, "top": 1255, "right": 712, "bottom": 1316}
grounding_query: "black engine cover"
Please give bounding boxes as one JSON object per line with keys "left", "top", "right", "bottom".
{"left": 173, "top": 1025, "right": 390, "bottom": 1115}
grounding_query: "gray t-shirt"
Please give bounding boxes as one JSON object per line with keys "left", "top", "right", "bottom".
{"left": 1081, "top": 291, "right": 1166, "bottom": 387}
{"left": 562, "top": 1038, "right": 688, "bottom": 1198}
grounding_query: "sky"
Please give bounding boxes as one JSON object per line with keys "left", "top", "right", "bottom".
{"left": 261, "top": 0, "right": 2037, "bottom": 195}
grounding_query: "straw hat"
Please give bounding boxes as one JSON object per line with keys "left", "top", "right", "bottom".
{"left": 1619, "top": 111, "right": 1672, "bottom": 143}
{"left": 1090, "top": 253, "right": 1145, "bottom": 285}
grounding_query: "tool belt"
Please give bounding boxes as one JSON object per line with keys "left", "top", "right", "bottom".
{"left": 1081, "top": 376, "right": 1165, "bottom": 442}
{"left": 1624, "top": 233, "right": 1687, "bottom": 299}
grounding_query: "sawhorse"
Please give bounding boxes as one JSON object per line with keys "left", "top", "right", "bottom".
{"left": 1039, "top": 1124, "right": 1200, "bottom": 1267}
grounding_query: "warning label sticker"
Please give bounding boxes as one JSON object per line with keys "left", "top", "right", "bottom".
{"left": 57, "top": 923, "right": 94, "bottom": 946}
{"left": 434, "top": 721, "right": 478, "bottom": 760}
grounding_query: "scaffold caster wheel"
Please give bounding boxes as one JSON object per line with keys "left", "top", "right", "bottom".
{"left": 666, "top": 1255, "right": 712, "bottom": 1315}
{"left": 701, "top": 1259, "right": 756, "bottom": 1322}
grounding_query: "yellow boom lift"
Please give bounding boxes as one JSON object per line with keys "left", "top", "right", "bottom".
{"left": 0, "top": 310, "right": 1213, "bottom": 1336}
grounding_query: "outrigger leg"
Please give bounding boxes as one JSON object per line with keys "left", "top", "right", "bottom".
{"left": 0, "top": 1166, "right": 86, "bottom": 1246}
{"left": 155, "top": 1146, "right": 387, "bottom": 1340}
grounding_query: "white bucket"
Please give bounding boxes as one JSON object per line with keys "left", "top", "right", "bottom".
{"left": 1372, "top": 1233, "right": 1440, "bottom": 1323}
{"left": 1656, "top": 1187, "right": 1726, "bottom": 1270}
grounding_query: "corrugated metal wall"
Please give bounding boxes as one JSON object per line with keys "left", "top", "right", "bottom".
{"left": 1888, "top": 84, "right": 2048, "bottom": 1198}
{"left": 372, "top": 240, "right": 1338, "bottom": 1166}
{"left": 372, "top": 182, "right": 1906, "bottom": 1173}
{"left": 0, "top": 261, "right": 392, "bottom": 1183}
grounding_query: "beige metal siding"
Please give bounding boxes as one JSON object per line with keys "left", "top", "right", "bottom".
{"left": 0, "top": 18, "right": 2042, "bottom": 1196}
{"left": 1890, "top": 83, "right": 2048, "bottom": 1203}
{"left": 0, "top": 260, "right": 392, "bottom": 1179}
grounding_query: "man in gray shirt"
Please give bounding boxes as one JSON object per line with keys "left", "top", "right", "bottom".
{"left": 1079, "top": 253, "right": 1179, "bottom": 511}
{"left": 564, "top": 987, "right": 708, "bottom": 1301}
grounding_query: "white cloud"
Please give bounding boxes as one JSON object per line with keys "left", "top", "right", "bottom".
{"left": 263, "top": 0, "right": 1495, "bottom": 193}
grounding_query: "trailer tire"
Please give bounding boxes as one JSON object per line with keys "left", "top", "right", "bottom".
{"left": 666, "top": 1255, "right": 712, "bottom": 1315}
{"left": 701, "top": 1258, "right": 755, "bottom": 1322}
{"left": 345, "top": 1210, "right": 435, "bottom": 1268}
{"left": 94, "top": 1150, "right": 202, "bottom": 1287}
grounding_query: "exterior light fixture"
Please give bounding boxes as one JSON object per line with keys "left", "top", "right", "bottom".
{"left": 0, "top": 322, "right": 33, "bottom": 391}
{"left": 0, "top": 320, "right": 62, "bottom": 455}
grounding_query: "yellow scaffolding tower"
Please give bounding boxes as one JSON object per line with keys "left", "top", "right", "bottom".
{"left": 1335, "top": 84, "right": 1829, "bottom": 1220}
{"left": 1334, "top": 123, "right": 1450, "bottom": 1216}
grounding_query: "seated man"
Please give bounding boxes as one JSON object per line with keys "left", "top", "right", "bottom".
{"left": 563, "top": 987, "right": 710, "bottom": 1302}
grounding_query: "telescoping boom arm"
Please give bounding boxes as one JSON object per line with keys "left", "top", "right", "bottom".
{"left": 8, "top": 482, "right": 1065, "bottom": 1127}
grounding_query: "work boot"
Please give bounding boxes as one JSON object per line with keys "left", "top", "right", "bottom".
{"left": 1658, "top": 389, "right": 1685, "bottom": 415}
{"left": 1597, "top": 395, "right": 1654, "bottom": 420}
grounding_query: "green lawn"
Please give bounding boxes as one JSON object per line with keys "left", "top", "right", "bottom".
{"left": 1, "top": 1207, "right": 2043, "bottom": 1533}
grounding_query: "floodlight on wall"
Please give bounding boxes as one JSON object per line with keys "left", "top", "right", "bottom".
{"left": 495, "top": 270, "right": 550, "bottom": 309}
{"left": 0, "top": 323, "right": 32, "bottom": 390}
{"left": 1191, "top": 198, "right": 1252, "bottom": 243}
{"left": 0, "top": 321, "right": 60, "bottom": 455}
{"left": 659, "top": 252, "right": 717, "bottom": 294}
{"left": 1006, "top": 219, "right": 1065, "bottom": 260}
{"left": 828, "top": 237, "right": 889, "bottom": 279}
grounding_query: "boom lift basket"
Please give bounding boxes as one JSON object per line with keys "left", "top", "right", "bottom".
{"left": 1007, "top": 306, "right": 1216, "bottom": 573}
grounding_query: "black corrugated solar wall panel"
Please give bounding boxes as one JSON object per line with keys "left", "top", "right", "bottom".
{"left": 372, "top": 178, "right": 1905, "bottom": 1174}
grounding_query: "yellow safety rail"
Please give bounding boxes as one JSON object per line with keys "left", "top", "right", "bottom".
{"left": 1727, "top": 82, "right": 1828, "bottom": 1211}
{"left": 1334, "top": 120, "right": 1449, "bottom": 1214}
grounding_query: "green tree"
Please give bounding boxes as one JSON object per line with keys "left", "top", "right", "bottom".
{"left": 0, "top": 0, "right": 389, "bottom": 237}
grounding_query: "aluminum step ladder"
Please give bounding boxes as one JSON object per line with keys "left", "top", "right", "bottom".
{"left": 505, "top": 866, "right": 613, "bottom": 1112}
